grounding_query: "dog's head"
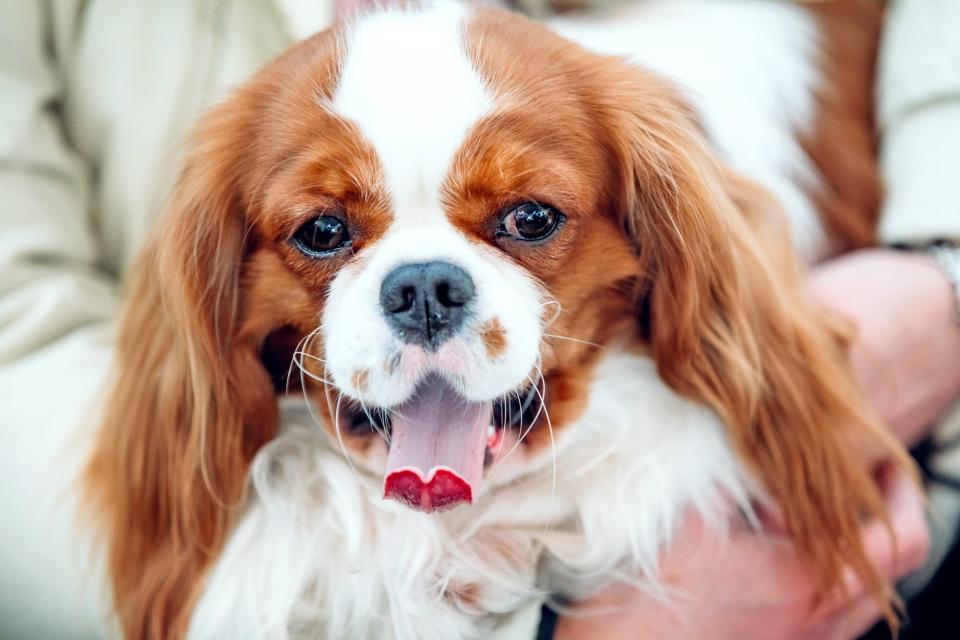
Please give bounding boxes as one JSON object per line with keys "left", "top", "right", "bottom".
{"left": 153, "top": 4, "right": 665, "bottom": 507}
{"left": 89, "top": 3, "right": 904, "bottom": 636}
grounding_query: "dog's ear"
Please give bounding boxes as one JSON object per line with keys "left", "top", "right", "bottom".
{"left": 599, "top": 66, "right": 910, "bottom": 616}
{"left": 86, "top": 98, "right": 278, "bottom": 639}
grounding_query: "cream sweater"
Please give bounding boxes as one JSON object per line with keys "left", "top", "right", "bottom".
{"left": 0, "top": 1, "right": 956, "bottom": 636}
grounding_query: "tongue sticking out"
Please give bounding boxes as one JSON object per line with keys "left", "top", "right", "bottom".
{"left": 383, "top": 375, "right": 492, "bottom": 512}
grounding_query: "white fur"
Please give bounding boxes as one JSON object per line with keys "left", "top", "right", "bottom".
{"left": 325, "top": 2, "right": 544, "bottom": 421}
{"left": 189, "top": 353, "right": 753, "bottom": 639}
{"left": 334, "top": 1, "right": 490, "bottom": 226}
{"left": 188, "top": 2, "right": 825, "bottom": 637}
{"left": 322, "top": 225, "right": 544, "bottom": 411}
{"left": 552, "top": 0, "right": 827, "bottom": 261}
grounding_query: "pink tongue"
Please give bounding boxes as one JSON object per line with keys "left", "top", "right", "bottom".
{"left": 383, "top": 375, "right": 492, "bottom": 512}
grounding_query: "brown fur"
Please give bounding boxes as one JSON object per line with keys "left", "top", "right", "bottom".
{"left": 84, "top": 29, "right": 366, "bottom": 639}
{"left": 85, "top": 134, "right": 280, "bottom": 639}
{"left": 480, "top": 318, "right": 508, "bottom": 359}
{"left": 602, "top": 49, "right": 908, "bottom": 627}
{"left": 88, "top": 6, "right": 907, "bottom": 637}
{"left": 800, "top": 0, "right": 885, "bottom": 253}
{"left": 466, "top": 7, "right": 910, "bottom": 620}
{"left": 352, "top": 368, "right": 371, "bottom": 394}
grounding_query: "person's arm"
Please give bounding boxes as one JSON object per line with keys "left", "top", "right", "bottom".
{"left": 0, "top": 1, "right": 118, "bottom": 364}
{"left": 808, "top": 0, "right": 960, "bottom": 446}
{"left": 553, "top": 2, "right": 960, "bottom": 637}
{"left": 0, "top": 2, "right": 114, "bottom": 636}
{"left": 808, "top": 250, "right": 960, "bottom": 447}
{"left": 867, "top": 0, "right": 960, "bottom": 438}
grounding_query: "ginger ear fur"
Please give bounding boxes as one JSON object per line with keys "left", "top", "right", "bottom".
{"left": 600, "top": 66, "right": 914, "bottom": 623}
{"left": 85, "top": 101, "right": 279, "bottom": 640}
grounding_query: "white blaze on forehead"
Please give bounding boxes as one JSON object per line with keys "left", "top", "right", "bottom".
{"left": 322, "top": 4, "right": 542, "bottom": 411}
{"left": 333, "top": 2, "right": 490, "bottom": 224}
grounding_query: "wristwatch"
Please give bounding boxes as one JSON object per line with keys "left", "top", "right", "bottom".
{"left": 894, "top": 239, "right": 960, "bottom": 325}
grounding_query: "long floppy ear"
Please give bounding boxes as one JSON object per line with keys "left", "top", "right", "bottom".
{"left": 86, "top": 102, "right": 278, "bottom": 639}
{"left": 600, "top": 71, "right": 911, "bottom": 615}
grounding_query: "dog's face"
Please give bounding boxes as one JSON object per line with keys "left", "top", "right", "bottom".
{"left": 94, "top": 4, "right": 904, "bottom": 633}
{"left": 239, "top": 4, "right": 649, "bottom": 508}
{"left": 154, "top": 2, "right": 879, "bottom": 516}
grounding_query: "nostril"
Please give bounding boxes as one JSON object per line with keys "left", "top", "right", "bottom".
{"left": 383, "top": 282, "right": 417, "bottom": 315}
{"left": 391, "top": 286, "right": 416, "bottom": 314}
{"left": 435, "top": 281, "right": 463, "bottom": 308}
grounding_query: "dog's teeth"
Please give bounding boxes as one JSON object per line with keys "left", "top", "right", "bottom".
{"left": 486, "top": 425, "right": 499, "bottom": 451}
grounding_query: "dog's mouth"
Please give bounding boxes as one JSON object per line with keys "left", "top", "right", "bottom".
{"left": 339, "top": 374, "right": 543, "bottom": 513}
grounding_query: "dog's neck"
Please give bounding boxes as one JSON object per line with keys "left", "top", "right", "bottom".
{"left": 189, "top": 350, "right": 753, "bottom": 639}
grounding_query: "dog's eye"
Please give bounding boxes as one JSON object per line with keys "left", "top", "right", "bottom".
{"left": 499, "top": 203, "right": 563, "bottom": 242}
{"left": 292, "top": 216, "right": 351, "bottom": 257}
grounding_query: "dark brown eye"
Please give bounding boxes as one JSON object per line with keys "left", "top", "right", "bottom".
{"left": 499, "top": 203, "right": 563, "bottom": 242}
{"left": 292, "top": 215, "right": 351, "bottom": 257}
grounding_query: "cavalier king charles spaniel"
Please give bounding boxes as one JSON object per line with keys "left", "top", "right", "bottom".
{"left": 86, "top": 1, "right": 909, "bottom": 637}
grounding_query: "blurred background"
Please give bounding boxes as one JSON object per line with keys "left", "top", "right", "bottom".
{"left": 1, "top": 1, "right": 958, "bottom": 638}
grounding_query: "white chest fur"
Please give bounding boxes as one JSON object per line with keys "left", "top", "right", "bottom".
{"left": 189, "top": 353, "right": 751, "bottom": 639}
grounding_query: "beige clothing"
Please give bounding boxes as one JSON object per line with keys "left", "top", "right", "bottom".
{"left": 0, "top": 1, "right": 957, "bottom": 637}
{"left": 0, "top": 3, "right": 331, "bottom": 637}
{"left": 877, "top": 0, "right": 960, "bottom": 243}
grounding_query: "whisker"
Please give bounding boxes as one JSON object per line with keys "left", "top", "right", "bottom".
{"left": 377, "top": 406, "right": 393, "bottom": 445}
{"left": 292, "top": 354, "right": 336, "bottom": 386}
{"left": 297, "top": 329, "right": 361, "bottom": 481}
{"left": 286, "top": 327, "right": 322, "bottom": 395}
{"left": 487, "top": 368, "right": 544, "bottom": 477}
{"left": 358, "top": 396, "right": 391, "bottom": 446}
{"left": 542, "top": 333, "right": 603, "bottom": 349}
{"left": 507, "top": 381, "right": 543, "bottom": 465}
{"left": 294, "top": 351, "right": 328, "bottom": 364}
{"left": 331, "top": 391, "right": 362, "bottom": 481}
{"left": 496, "top": 397, "right": 509, "bottom": 460}
{"left": 526, "top": 370, "right": 548, "bottom": 430}
{"left": 488, "top": 394, "right": 526, "bottom": 476}
{"left": 530, "top": 361, "right": 558, "bottom": 555}
{"left": 540, "top": 300, "right": 563, "bottom": 328}
{"left": 289, "top": 326, "right": 336, "bottom": 386}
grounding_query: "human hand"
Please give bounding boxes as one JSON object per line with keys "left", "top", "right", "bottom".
{"left": 554, "top": 465, "right": 928, "bottom": 640}
{"left": 808, "top": 248, "right": 960, "bottom": 446}
{"left": 556, "top": 247, "right": 954, "bottom": 639}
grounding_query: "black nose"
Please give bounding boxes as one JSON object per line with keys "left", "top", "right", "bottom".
{"left": 380, "top": 261, "right": 476, "bottom": 349}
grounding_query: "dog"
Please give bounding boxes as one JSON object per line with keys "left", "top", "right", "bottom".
{"left": 86, "top": 1, "right": 905, "bottom": 637}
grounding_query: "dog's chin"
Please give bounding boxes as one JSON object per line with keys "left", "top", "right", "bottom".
{"left": 335, "top": 373, "right": 544, "bottom": 513}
